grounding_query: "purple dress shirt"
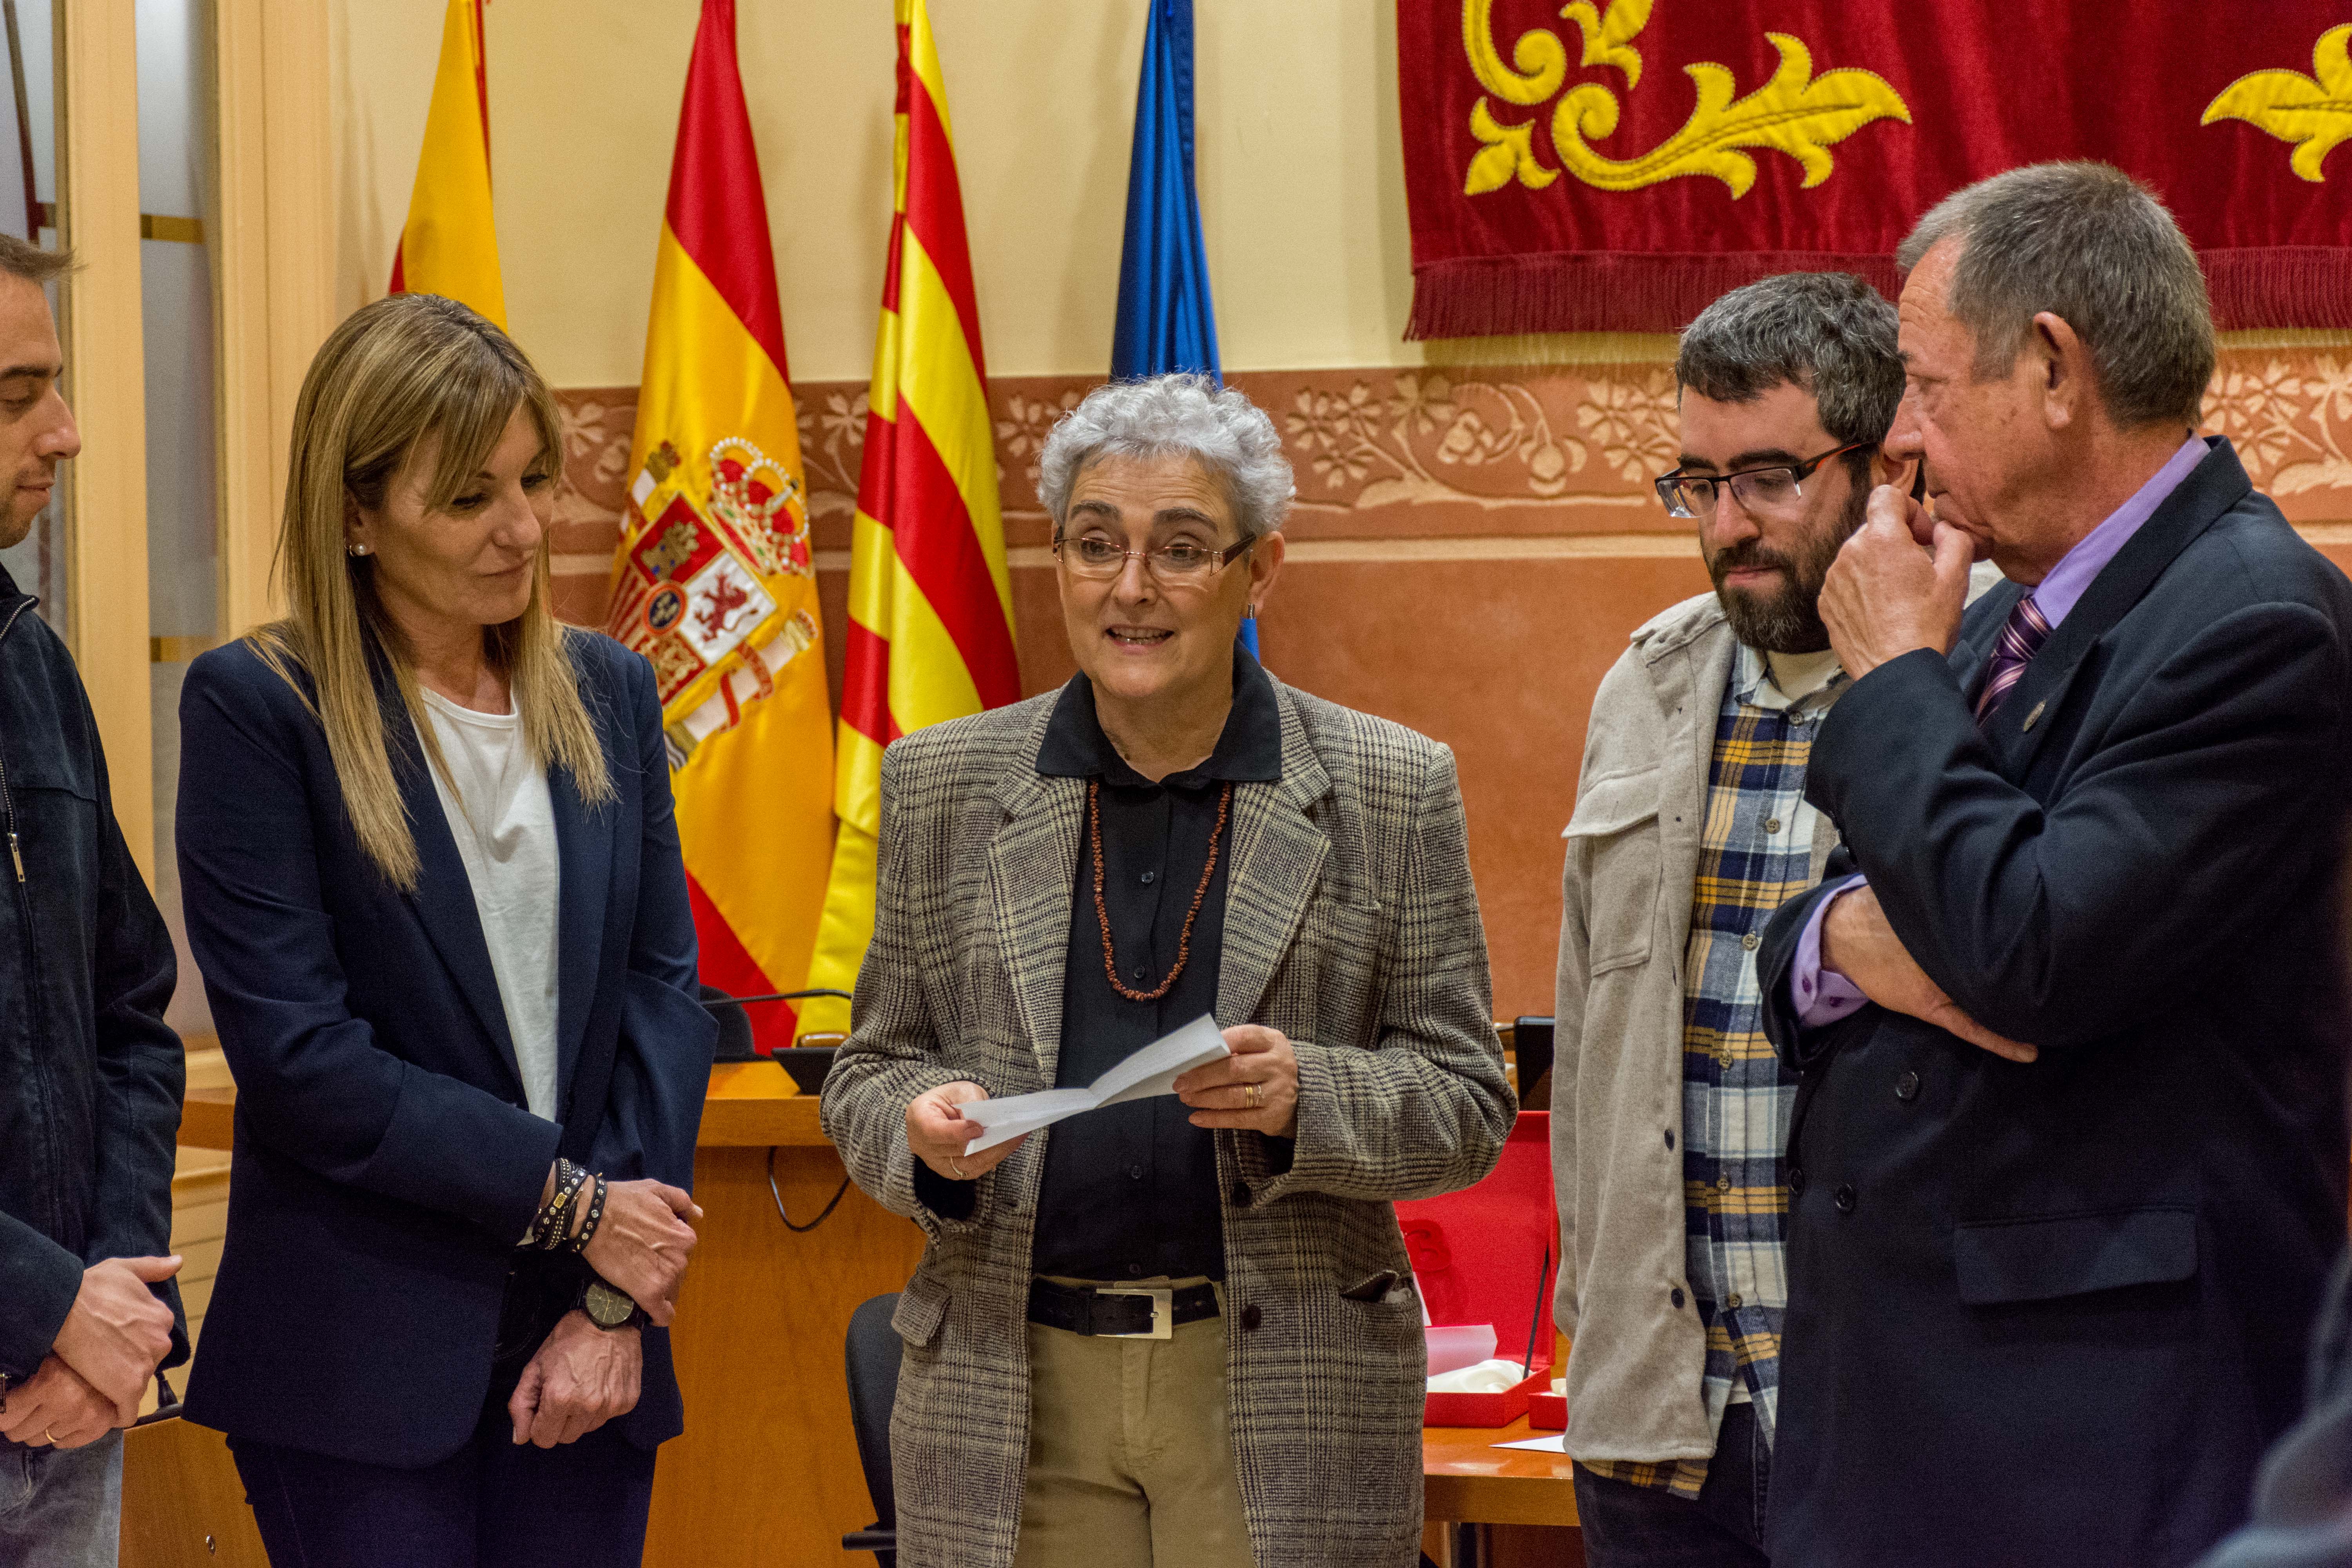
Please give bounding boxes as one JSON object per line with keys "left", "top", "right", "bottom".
{"left": 1790, "top": 435, "right": 2210, "bottom": 1026}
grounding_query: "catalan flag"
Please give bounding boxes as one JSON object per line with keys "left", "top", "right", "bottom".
{"left": 800, "top": 0, "right": 1019, "bottom": 1036}
{"left": 605, "top": 0, "right": 834, "bottom": 1051}
{"left": 388, "top": 0, "right": 505, "bottom": 328}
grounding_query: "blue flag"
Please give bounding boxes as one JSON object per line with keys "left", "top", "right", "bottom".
{"left": 1111, "top": 0, "right": 1256, "bottom": 656}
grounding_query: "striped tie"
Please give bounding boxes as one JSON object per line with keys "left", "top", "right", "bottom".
{"left": 1974, "top": 594, "right": 2052, "bottom": 725}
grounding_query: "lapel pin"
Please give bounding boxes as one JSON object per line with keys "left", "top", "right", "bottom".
{"left": 2021, "top": 700, "right": 2046, "bottom": 732}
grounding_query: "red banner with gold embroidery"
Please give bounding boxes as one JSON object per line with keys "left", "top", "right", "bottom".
{"left": 1401, "top": 1, "right": 2352, "bottom": 338}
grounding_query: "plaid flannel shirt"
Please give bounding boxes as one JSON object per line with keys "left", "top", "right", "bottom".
{"left": 1584, "top": 642, "right": 1844, "bottom": 1499}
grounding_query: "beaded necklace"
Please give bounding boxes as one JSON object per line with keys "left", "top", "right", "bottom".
{"left": 1088, "top": 777, "right": 1232, "bottom": 1003}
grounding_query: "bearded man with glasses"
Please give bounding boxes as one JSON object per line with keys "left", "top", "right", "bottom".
{"left": 1553, "top": 271, "right": 1953, "bottom": 1567}
{"left": 821, "top": 372, "right": 1512, "bottom": 1568}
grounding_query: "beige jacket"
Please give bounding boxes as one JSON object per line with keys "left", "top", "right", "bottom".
{"left": 822, "top": 677, "right": 1514, "bottom": 1568}
{"left": 1548, "top": 592, "right": 1841, "bottom": 1465}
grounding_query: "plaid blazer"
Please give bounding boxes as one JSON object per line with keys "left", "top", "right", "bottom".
{"left": 821, "top": 675, "right": 1514, "bottom": 1568}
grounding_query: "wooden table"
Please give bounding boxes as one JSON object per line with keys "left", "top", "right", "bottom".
{"left": 184, "top": 1067, "right": 1581, "bottom": 1566}
{"left": 180, "top": 1061, "right": 925, "bottom": 1568}
{"left": 1424, "top": 1415, "right": 1580, "bottom": 1567}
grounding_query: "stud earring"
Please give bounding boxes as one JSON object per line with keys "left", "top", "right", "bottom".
{"left": 347, "top": 543, "right": 369, "bottom": 557}
{"left": 1243, "top": 602, "right": 1258, "bottom": 620}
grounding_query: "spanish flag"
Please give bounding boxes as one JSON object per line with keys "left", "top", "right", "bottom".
{"left": 606, "top": 0, "right": 833, "bottom": 1050}
{"left": 388, "top": 0, "right": 505, "bottom": 328}
{"left": 800, "top": 0, "right": 1020, "bottom": 1036}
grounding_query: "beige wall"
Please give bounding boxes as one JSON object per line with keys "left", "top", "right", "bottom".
{"left": 334, "top": 0, "right": 1430, "bottom": 384}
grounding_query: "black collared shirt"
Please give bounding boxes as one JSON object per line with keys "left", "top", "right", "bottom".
{"left": 1028, "top": 647, "right": 1283, "bottom": 1283}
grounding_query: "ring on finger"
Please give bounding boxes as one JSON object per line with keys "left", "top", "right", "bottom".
{"left": 1244, "top": 1082, "right": 1261, "bottom": 1110}
{"left": 949, "top": 1156, "right": 968, "bottom": 1178}
{"left": 41, "top": 1428, "right": 56, "bottom": 1445}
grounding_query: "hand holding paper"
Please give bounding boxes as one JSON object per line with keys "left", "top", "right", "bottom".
{"left": 1175, "top": 1023, "right": 1301, "bottom": 1137}
{"left": 907, "top": 1080, "right": 1026, "bottom": 1183}
{"left": 957, "top": 1015, "right": 1230, "bottom": 1156}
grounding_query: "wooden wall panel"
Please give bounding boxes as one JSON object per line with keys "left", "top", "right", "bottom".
{"left": 546, "top": 350, "right": 2352, "bottom": 1022}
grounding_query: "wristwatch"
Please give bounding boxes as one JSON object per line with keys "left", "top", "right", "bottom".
{"left": 576, "top": 1276, "right": 647, "bottom": 1332}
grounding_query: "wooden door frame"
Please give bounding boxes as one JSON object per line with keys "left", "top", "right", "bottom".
{"left": 45, "top": 0, "right": 330, "bottom": 882}
{"left": 54, "top": 0, "right": 151, "bottom": 875}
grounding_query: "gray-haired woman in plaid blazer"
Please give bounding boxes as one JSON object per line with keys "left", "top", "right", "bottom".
{"left": 821, "top": 375, "right": 1514, "bottom": 1568}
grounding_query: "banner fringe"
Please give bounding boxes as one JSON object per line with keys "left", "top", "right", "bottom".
{"left": 1410, "top": 249, "right": 2352, "bottom": 340}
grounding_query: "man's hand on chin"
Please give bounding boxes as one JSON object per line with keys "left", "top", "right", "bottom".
{"left": 1821, "top": 886, "right": 2037, "bottom": 1063}
{"left": 1820, "top": 485, "right": 1975, "bottom": 680}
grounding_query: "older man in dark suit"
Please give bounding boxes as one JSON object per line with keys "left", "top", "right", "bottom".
{"left": 1754, "top": 162, "right": 2352, "bottom": 1568}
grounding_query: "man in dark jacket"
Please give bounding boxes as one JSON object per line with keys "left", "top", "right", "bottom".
{"left": 0, "top": 235, "right": 187, "bottom": 1566}
{"left": 1756, "top": 163, "right": 2352, "bottom": 1567}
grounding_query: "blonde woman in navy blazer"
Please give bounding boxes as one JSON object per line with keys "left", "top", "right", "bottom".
{"left": 174, "top": 294, "right": 716, "bottom": 1567}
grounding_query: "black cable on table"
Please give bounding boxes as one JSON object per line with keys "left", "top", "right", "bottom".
{"left": 768, "top": 1143, "right": 851, "bottom": 1233}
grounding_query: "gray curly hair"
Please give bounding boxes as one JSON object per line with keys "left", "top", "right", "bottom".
{"left": 1036, "top": 373, "right": 1295, "bottom": 541}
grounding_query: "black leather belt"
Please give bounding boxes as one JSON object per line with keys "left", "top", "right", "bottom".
{"left": 1027, "top": 1278, "right": 1220, "bottom": 1339}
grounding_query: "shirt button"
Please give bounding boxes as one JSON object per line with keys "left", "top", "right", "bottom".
{"left": 1764, "top": 817, "right": 1782, "bottom": 834}
{"left": 1726, "top": 1293, "right": 1743, "bottom": 1310}
{"left": 1895, "top": 1070, "right": 1921, "bottom": 1102}
{"left": 1140, "top": 870, "right": 1157, "bottom": 885}
{"left": 1740, "top": 931, "right": 1760, "bottom": 951}
{"left": 1239, "top": 1303, "right": 1263, "bottom": 1332}
{"left": 1132, "top": 965, "right": 1148, "bottom": 981}
{"left": 1126, "top": 1262, "right": 1145, "bottom": 1277}
{"left": 1834, "top": 1183, "right": 1857, "bottom": 1213}
{"left": 1228, "top": 1182, "right": 1251, "bottom": 1207}
{"left": 1717, "top": 1048, "right": 1734, "bottom": 1067}
{"left": 1127, "top": 1164, "right": 1144, "bottom": 1180}
{"left": 1663, "top": 1129, "right": 1675, "bottom": 1151}
{"left": 1788, "top": 1167, "right": 1806, "bottom": 1194}
{"left": 1670, "top": 1287, "right": 1686, "bottom": 1309}
{"left": 1716, "top": 1175, "right": 1731, "bottom": 1192}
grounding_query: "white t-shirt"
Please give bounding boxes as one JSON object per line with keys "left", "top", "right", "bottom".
{"left": 419, "top": 688, "right": 563, "bottom": 1123}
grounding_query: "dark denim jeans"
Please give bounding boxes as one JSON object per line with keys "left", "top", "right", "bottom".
{"left": 1572, "top": 1401, "right": 1772, "bottom": 1568}
{"left": 0, "top": 1431, "right": 123, "bottom": 1568}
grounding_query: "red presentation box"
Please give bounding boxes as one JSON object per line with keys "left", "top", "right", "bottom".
{"left": 1397, "top": 1110, "right": 1557, "bottom": 1428}
{"left": 1528, "top": 1389, "right": 1567, "bottom": 1430}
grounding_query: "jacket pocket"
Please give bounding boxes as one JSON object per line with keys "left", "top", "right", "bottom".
{"left": 1564, "top": 768, "right": 1661, "bottom": 975}
{"left": 891, "top": 1269, "right": 949, "bottom": 1348}
{"left": 1953, "top": 1206, "right": 2197, "bottom": 1305}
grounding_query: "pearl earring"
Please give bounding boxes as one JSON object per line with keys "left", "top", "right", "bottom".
{"left": 347, "top": 543, "right": 369, "bottom": 557}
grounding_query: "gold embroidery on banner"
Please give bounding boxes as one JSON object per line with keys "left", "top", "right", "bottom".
{"left": 1468, "top": 99, "right": 1560, "bottom": 194}
{"left": 1553, "top": 33, "right": 1911, "bottom": 196}
{"left": 2202, "top": 24, "right": 2352, "bottom": 183}
{"left": 1458, "top": 0, "right": 1911, "bottom": 199}
{"left": 1563, "top": 0, "right": 1650, "bottom": 89}
{"left": 1464, "top": 0, "right": 1568, "bottom": 106}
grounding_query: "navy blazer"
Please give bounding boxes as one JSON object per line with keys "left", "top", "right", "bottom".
{"left": 174, "top": 630, "right": 715, "bottom": 1466}
{"left": 1756, "top": 439, "right": 2352, "bottom": 1568}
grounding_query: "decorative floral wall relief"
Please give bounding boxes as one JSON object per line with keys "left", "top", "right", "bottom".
{"left": 550, "top": 344, "right": 2352, "bottom": 602}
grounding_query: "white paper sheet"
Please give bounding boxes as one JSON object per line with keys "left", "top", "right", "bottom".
{"left": 1493, "top": 1434, "right": 1567, "bottom": 1453}
{"left": 958, "top": 1014, "right": 1230, "bottom": 1154}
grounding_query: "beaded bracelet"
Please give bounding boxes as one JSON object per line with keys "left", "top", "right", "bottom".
{"left": 567, "top": 1174, "right": 609, "bottom": 1256}
{"left": 532, "top": 1159, "right": 589, "bottom": 1251}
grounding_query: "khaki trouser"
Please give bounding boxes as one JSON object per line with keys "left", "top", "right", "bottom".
{"left": 1011, "top": 1280, "right": 1255, "bottom": 1568}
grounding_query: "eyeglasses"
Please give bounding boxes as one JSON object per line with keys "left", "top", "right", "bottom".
{"left": 1052, "top": 533, "right": 1254, "bottom": 585}
{"left": 1654, "top": 443, "right": 1872, "bottom": 520}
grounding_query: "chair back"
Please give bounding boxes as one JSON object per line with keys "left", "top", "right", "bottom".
{"left": 701, "top": 984, "right": 758, "bottom": 1061}
{"left": 1512, "top": 1015, "right": 1555, "bottom": 1108}
{"left": 844, "top": 1292, "right": 903, "bottom": 1558}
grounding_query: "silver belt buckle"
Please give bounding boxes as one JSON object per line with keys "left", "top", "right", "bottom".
{"left": 1096, "top": 1285, "right": 1173, "bottom": 1339}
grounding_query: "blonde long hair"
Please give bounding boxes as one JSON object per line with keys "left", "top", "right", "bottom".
{"left": 250, "top": 292, "right": 614, "bottom": 891}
